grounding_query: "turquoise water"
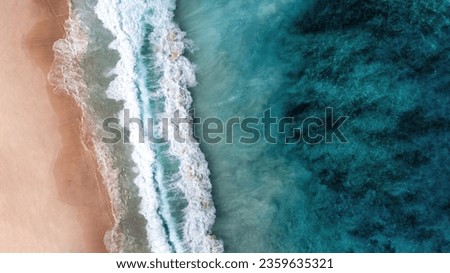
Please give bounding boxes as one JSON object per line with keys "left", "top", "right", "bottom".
{"left": 175, "top": 0, "right": 314, "bottom": 252}
{"left": 68, "top": 0, "right": 450, "bottom": 252}
{"left": 176, "top": 0, "right": 450, "bottom": 252}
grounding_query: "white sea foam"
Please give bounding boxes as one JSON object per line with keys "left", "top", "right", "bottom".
{"left": 49, "top": 12, "right": 88, "bottom": 107}
{"left": 96, "top": 0, "right": 223, "bottom": 252}
{"left": 95, "top": 0, "right": 180, "bottom": 253}
{"left": 144, "top": 0, "right": 223, "bottom": 253}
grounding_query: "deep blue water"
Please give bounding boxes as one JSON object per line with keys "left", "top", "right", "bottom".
{"left": 175, "top": 0, "right": 450, "bottom": 252}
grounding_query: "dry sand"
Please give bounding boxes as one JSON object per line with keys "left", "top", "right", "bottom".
{"left": 0, "top": 0, "right": 113, "bottom": 252}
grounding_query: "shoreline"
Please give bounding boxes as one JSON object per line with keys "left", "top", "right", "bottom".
{"left": 0, "top": 0, "right": 114, "bottom": 252}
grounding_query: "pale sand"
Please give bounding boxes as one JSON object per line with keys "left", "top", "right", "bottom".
{"left": 0, "top": 0, "right": 113, "bottom": 252}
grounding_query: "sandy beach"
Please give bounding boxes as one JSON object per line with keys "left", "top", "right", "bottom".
{"left": 0, "top": 0, "right": 113, "bottom": 252}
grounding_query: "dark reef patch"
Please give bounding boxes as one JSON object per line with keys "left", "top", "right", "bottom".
{"left": 270, "top": 0, "right": 450, "bottom": 252}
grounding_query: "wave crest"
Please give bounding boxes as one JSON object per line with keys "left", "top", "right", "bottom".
{"left": 96, "top": 0, "right": 223, "bottom": 252}
{"left": 146, "top": 0, "right": 223, "bottom": 253}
